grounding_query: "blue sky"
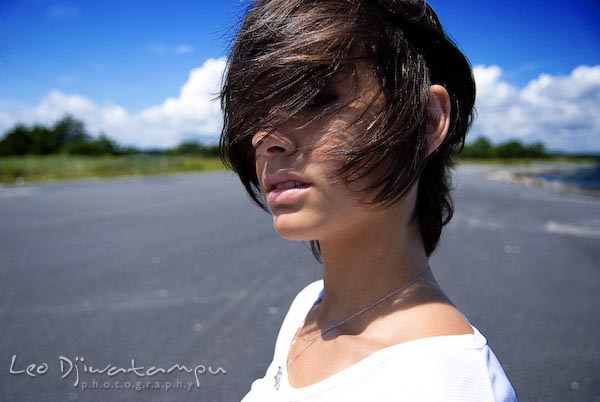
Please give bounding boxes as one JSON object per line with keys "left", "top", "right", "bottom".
{"left": 1, "top": 0, "right": 599, "bottom": 152}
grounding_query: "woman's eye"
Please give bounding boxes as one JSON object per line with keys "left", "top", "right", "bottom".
{"left": 306, "top": 92, "right": 337, "bottom": 108}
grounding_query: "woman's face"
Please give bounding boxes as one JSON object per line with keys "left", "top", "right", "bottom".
{"left": 252, "top": 65, "right": 410, "bottom": 242}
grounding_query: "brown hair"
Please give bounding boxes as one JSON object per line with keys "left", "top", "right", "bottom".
{"left": 220, "top": 0, "right": 476, "bottom": 258}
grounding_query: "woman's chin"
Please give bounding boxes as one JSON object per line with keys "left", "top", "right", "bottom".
{"left": 272, "top": 214, "right": 321, "bottom": 241}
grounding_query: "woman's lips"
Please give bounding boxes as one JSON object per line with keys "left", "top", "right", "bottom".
{"left": 264, "top": 174, "right": 312, "bottom": 205}
{"left": 266, "top": 181, "right": 312, "bottom": 205}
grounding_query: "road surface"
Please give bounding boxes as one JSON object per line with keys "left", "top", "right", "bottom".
{"left": 1, "top": 166, "right": 598, "bottom": 402}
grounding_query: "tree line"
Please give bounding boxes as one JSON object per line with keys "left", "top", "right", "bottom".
{"left": 0, "top": 115, "right": 570, "bottom": 159}
{"left": 0, "top": 116, "right": 219, "bottom": 157}
{"left": 461, "top": 136, "right": 548, "bottom": 158}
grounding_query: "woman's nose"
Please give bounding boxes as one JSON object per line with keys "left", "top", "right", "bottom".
{"left": 252, "top": 129, "right": 297, "bottom": 157}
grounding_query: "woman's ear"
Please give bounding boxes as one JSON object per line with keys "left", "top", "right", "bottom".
{"left": 425, "top": 85, "right": 451, "bottom": 157}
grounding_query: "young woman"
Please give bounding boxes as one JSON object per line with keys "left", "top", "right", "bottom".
{"left": 220, "top": 0, "right": 517, "bottom": 400}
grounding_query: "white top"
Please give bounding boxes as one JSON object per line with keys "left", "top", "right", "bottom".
{"left": 241, "top": 280, "right": 518, "bottom": 402}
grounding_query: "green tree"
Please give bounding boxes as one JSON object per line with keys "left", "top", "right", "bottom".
{"left": 64, "top": 133, "right": 120, "bottom": 155}
{"left": 0, "top": 115, "right": 127, "bottom": 156}
{"left": 29, "top": 124, "right": 57, "bottom": 154}
{"left": 52, "top": 115, "right": 90, "bottom": 148}
{"left": 462, "top": 136, "right": 496, "bottom": 158}
{"left": 496, "top": 140, "right": 528, "bottom": 158}
{"left": 525, "top": 141, "right": 546, "bottom": 158}
{"left": 170, "top": 141, "right": 219, "bottom": 156}
{"left": 0, "top": 124, "right": 33, "bottom": 155}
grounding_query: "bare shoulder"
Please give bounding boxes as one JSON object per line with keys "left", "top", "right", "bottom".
{"left": 410, "top": 302, "right": 474, "bottom": 336}
{"left": 366, "top": 302, "right": 473, "bottom": 347}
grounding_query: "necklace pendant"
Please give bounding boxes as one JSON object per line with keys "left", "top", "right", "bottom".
{"left": 274, "top": 366, "right": 282, "bottom": 390}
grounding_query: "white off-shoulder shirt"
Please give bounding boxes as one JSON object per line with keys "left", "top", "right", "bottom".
{"left": 241, "top": 280, "right": 518, "bottom": 402}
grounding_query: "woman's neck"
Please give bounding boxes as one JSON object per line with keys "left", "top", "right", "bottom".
{"left": 316, "top": 200, "right": 431, "bottom": 326}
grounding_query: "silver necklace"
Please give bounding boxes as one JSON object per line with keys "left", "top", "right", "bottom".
{"left": 274, "top": 265, "right": 431, "bottom": 390}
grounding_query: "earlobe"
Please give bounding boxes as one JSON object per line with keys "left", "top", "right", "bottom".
{"left": 425, "top": 85, "right": 451, "bottom": 157}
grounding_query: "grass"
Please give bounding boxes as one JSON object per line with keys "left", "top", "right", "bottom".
{"left": 0, "top": 155, "right": 225, "bottom": 185}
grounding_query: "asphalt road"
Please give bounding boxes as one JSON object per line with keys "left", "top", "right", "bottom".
{"left": 0, "top": 166, "right": 598, "bottom": 402}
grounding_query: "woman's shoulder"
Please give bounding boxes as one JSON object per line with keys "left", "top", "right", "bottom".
{"left": 370, "top": 327, "right": 517, "bottom": 401}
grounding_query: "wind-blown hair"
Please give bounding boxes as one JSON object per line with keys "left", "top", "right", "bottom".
{"left": 220, "top": 0, "right": 476, "bottom": 258}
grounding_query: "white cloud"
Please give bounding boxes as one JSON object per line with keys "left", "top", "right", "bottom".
{"left": 0, "top": 58, "right": 227, "bottom": 149}
{"left": 146, "top": 43, "right": 195, "bottom": 56}
{"left": 472, "top": 65, "right": 600, "bottom": 152}
{"left": 174, "top": 44, "right": 195, "bottom": 55}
